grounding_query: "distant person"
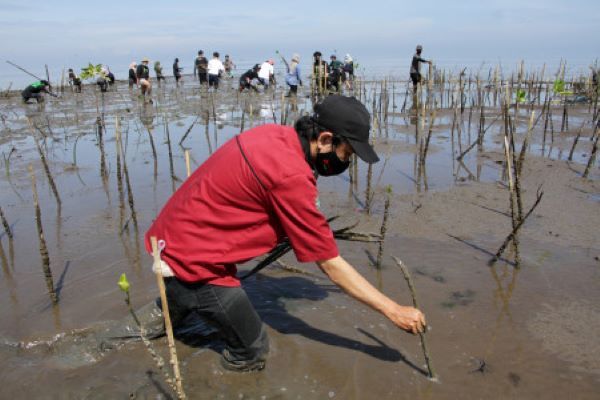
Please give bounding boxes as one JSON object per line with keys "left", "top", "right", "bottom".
{"left": 173, "top": 58, "right": 183, "bottom": 86}
{"left": 343, "top": 54, "right": 354, "bottom": 90}
{"left": 68, "top": 68, "right": 82, "bottom": 93}
{"left": 312, "top": 51, "right": 329, "bottom": 94}
{"left": 328, "top": 55, "right": 344, "bottom": 92}
{"left": 207, "top": 52, "right": 225, "bottom": 89}
{"left": 285, "top": 54, "right": 302, "bottom": 96}
{"left": 194, "top": 50, "right": 208, "bottom": 84}
{"left": 104, "top": 66, "right": 115, "bottom": 87}
{"left": 224, "top": 55, "right": 236, "bottom": 78}
{"left": 21, "top": 80, "right": 51, "bottom": 103}
{"left": 410, "top": 45, "right": 432, "bottom": 93}
{"left": 136, "top": 58, "right": 152, "bottom": 103}
{"left": 154, "top": 61, "right": 165, "bottom": 85}
{"left": 258, "top": 59, "right": 275, "bottom": 90}
{"left": 128, "top": 62, "right": 138, "bottom": 89}
{"left": 97, "top": 67, "right": 110, "bottom": 93}
{"left": 239, "top": 64, "right": 260, "bottom": 92}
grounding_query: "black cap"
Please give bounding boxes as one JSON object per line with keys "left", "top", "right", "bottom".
{"left": 313, "top": 95, "right": 379, "bottom": 163}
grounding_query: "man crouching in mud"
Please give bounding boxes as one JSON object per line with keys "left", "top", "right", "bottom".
{"left": 144, "top": 95, "right": 426, "bottom": 372}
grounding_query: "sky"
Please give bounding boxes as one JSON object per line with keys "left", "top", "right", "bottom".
{"left": 0, "top": 0, "right": 598, "bottom": 86}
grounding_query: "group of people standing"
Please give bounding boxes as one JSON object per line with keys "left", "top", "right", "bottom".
{"left": 23, "top": 45, "right": 431, "bottom": 104}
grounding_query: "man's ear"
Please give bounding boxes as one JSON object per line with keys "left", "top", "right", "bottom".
{"left": 317, "top": 131, "right": 334, "bottom": 149}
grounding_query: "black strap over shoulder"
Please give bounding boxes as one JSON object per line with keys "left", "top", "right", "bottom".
{"left": 235, "top": 135, "right": 268, "bottom": 191}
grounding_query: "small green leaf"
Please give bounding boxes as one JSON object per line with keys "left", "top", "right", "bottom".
{"left": 118, "top": 273, "right": 130, "bottom": 293}
{"left": 516, "top": 89, "right": 527, "bottom": 103}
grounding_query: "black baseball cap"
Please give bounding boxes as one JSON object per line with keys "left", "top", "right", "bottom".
{"left": 313, "top": 95, "right": 379, "bottom": 163}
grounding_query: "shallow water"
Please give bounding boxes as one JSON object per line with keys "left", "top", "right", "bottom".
{"left": 0, "top": 78, "right": 598, "bottom": 398}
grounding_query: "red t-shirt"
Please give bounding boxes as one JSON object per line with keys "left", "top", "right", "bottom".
{"left": 144, "top": 124, "right": 339, "bottom": 286}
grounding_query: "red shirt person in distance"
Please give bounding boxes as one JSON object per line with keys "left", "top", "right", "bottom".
{"left": 145, "top": 95, "right": 426, "bottom": 372}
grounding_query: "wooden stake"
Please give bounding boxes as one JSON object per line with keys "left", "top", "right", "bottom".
{"left": 392, "top": 256, "right": 436, "bottom": 380}
{"left": 0, "top": 206, "right": 12, "bottom": 239}
{"left": 151, "top": 236, "right": 186, "bottom": 399}
{"left": 375, "top": 186, "right": 392, "bottom": 269}
{"left": 184, "top": 150, "right": 191, "bottom": 178}
{"left": 29, "top": 164, "right": 57, "bottom": 304}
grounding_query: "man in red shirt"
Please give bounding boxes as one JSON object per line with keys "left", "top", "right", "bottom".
{"left": 145, "top": 95, "right": 426, "bottom": 372}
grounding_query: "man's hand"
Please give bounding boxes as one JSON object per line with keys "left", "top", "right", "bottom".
{"left": 384, "top": 304, "right": 426, "bottom": 334}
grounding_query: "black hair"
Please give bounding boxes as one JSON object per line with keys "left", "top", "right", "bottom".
{"left": 213, "top": 51, "right": 219, "bottom": 58}
{"left": 313, "top": 51, "right": 322, "bottom": 57}
{"left": 175, "top": 58, "right": 179, "bottom": 62}
{"left": 198, "top": 50, "right": 203, "bottom": 55}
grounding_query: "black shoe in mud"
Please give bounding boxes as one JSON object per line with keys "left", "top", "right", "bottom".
{"left": 220, "top": 349, "right": 265, "bottom": 372}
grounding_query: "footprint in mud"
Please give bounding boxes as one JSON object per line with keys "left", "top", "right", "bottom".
{"left": 415, "top": 268, "right": 446, "bottom": 283}
{"left": 441, "top": 289, "right": 475, "bottom": 308}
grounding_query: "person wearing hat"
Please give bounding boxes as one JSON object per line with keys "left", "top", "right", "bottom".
{"left": 239, "top": 63, "right": 261, "bottom": 92}
{"left": 410, "top": 45, "right": 432, "bottom": 93}
{"left": 136, "top": 58, "right": 152, "bottom": 103}
{"left": 21, "top": 80, "right": 52, "bottom": 103}
{"left": 285, "top": 53, "right": 302, "bottom": 96}
{"left": 144, "top": 95, "right": 426, "bottom": 372}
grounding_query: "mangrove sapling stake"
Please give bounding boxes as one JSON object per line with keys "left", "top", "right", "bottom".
{"left": 375, "top": 186, "right": 392, "bottom": 270}
{"left": 516, "top": 111, "right": 535, "bottom": 177}
{"left": 151, "top": 237, "right": 186, "bottom": 399}
{"left": 567, "top": 123, "right": 585, "bottom": 162}
{"left": 365, "top": 161, "right": 373, "bottom": 214}
{"left": 0, "top": 206, "right": 13, "bottom": 239}
{"left": 121, "top": 148, "right": 138, "bottom": 229}
{"left": 146, "top": 127, "right": 158, "bottom": 180}
{"left": 503, "top": 110, "right": 521, "bottom": 265}
{"left": 34, "top": 139, "right": 62, "bottom": 210}
{"left": 489, "top": 186, "right": 544, "bottom": 266}
{"left": 583, "top": 129, "right": 599, "bottom": 179}
{"left": 392, "top": 256, "right": 436, "bottom": 381}
{"left": 117, "top": 273, "right": 181, "bottom": 399}
{"left": 178, "top": 116, "right": 199, "bottom": 146}
{"left": 97, "top": 117, "right": 108, "bottom": 182}
{"left": 28, "top": 164, "right": 57, "bottom": 304}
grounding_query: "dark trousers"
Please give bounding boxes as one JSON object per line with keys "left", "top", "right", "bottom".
{"left": 22, "top": 91, "right": 43, "bottom": 103}
{"left": 198, "top": 71, "right": 208, "bottom": 84}
{"left": 165, "top": 278, "right": 269, "bottom": 363}
{"left": 208, "top": 74, "right": 220, "bottom": 89}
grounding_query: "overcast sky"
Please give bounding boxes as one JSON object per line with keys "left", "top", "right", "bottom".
{"left": 1, "top": 0, "right": 598, "bottom": 85}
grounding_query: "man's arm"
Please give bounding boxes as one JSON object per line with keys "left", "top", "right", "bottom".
{"left": 317, "top": 255, "right": 426, "bottom": 334}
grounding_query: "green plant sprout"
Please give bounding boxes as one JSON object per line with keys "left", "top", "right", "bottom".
{"left": 80, "top": 63, "right": 106, "bottom": 82}
{"left": 516, "top": 89, "right": 527, "bottom": 104}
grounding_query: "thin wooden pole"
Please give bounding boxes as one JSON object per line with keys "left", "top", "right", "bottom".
{"left": 151, "top": 236, "right": 186, "bottom": 399}
{"left": 392, "top": 256, "right": 436, "bottom": 380}
{"left": 184, "top": 150, "right": 191, "bottom": 178}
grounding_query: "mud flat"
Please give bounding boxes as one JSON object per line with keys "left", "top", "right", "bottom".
{"left": 0, "top": 72, "right": 598, "bottom": 398}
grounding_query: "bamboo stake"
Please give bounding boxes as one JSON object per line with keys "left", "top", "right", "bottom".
{"left": 392, "top": 256, "right": 436, "bottom": 380}
{"left": 29, "top": 164, "right": 57, "bottom": 304}
{"left": 151, "top": 237, "right": 186, "bottom": 399}
{"left": 184, "top": 150, "right": 191, "bottom": 178}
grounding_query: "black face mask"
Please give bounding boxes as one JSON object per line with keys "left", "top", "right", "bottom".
{"left": 315, "top": 150, "right": 350, "bottom": 176}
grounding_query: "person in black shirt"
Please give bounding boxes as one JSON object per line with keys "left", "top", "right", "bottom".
{"left": 136, "top": 58, "right": 152, "bottom": 102}
{"left": 410, "top": 45, "right": 432, "bottom": 93}
{"left": 173, "top": 58, "right": 183, "bottom": 86}
{"left": 21, "top": 80, "right": 51, "bottom": 103}
{"left": 68, "top": 69, "right": 82, "bottom": 93}
{"left": 194, "top": 50, "right": 208, "bottom": 84}
{"left": 238, "top": 64, "right": 260, "bottom": 92}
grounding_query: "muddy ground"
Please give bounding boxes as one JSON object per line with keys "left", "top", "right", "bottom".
{"left": 0, "top": 76, "right": 599, "bottom": 399}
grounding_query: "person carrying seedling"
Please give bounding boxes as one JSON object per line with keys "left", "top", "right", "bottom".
{"left": 410, "top": 44, "right": 432, "bottom": 93}
{"left": 144, "top": 95, "right": 427, "bottom": 372}
{"left": 136, "top": 58, "right": 153, "bottom": 103}
{"left": 21, "top": 80, "right": 54, "bottom": 103}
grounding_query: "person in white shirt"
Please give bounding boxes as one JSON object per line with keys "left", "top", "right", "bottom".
{"left": 258, "top": 59, "right": 275, "bottom": 90}
{"left": 208, "top": 52, "right": 226, "bottom": 89}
